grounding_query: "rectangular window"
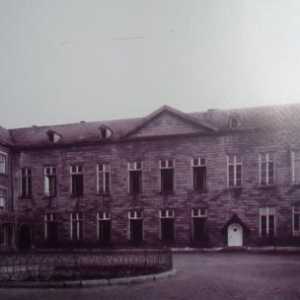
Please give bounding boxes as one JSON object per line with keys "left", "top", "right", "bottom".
{"left": 192, "top": 158, "right": 207, "bottom": 191}
{"left": 259, "top": 207, "right": 275, "bottom": 237}
{"left": 0, "top": 153, "right": 7, "bottom": 174}
{"left": 44, "top": 214, "right": 58, "bottom": 244}
{"left": 160, "top": 160, "right": 174, "bottom": 192}
{"left": 293, "top": 205, "right": 300, "bottom": 236}
{"left": 70, "top": 212, "right": 84, "bottom": 241}
{"left": 128, "top": 162, "right": 142, "bottom": 194}
{"left": 0, "top": 189, "right": 7, "bottom": 210}
{"left": 21, "top": 168, "right": 32, "bottom": 198}
{"left": 70, "top": 165, "right": 84, "bottom": 198}
{"left": 292, "top": 151, "right": 300, "bottom": 184}
{"left": 159, "top": 209, "right": 175, "bottom": 241}
{"left": 97, "top": 212, "right": 111, "bottom": 243}
{"left": 227, "top": 155, "right": 242, "bottom": 187}
{"left": 191, "top": 208, "right": 207, "bottom": 241}
{"left": 128, "top": 211, "right": 143, "bottom": 242}
{"left": 44, "top": 167, "right": 57, "bottom": 197}
{"left": 97, "top": 164, "right": 110, "bottom": 194}
{"left": 260, "top": 153, "right": 275, "bottom": 186}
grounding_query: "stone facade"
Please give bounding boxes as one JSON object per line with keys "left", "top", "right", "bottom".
{"left": 1, "top": 104, "right": 300, "bottom": 249}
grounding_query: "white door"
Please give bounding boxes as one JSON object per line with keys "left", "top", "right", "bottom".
{"left": 228, "top": 223, "right": 243, "bottom": 247}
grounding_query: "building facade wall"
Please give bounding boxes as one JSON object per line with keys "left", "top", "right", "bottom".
{"left": 12, "top": 126, "right": 300, "bottom": 248}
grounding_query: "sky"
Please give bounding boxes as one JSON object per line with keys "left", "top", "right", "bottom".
{"left": 1, "top": 0, "right": 300, "bottom": 128}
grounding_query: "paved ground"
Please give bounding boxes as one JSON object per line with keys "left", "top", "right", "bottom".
{"left": 0, "top": 253, "right": 299, "bottom": 300}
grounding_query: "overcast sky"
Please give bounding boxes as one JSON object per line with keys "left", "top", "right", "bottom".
{"left": 1, "top": 0, "right": 300, "bottom": 128}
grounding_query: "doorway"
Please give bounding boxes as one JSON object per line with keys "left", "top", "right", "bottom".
{"left": 228, "top": 223, "right": 243, "bottom": 247}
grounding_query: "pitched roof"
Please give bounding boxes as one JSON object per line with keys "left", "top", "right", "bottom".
{"left": 4, "top": 103, "right": 300, "bottom": 148}
{"left": 0, "top": 126, "right": 14, "bottom": 146}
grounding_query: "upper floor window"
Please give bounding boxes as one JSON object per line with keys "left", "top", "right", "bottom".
{"left": 292, "top": 151, "right": 300, "bottom": 184}
{"left": 47, "top": 130, "right": 61, "bottom": 143}
{"left": 70, "top": 165, "right": 84, "bottom": 198}
{"left": 99, "top": 126, "right": 113, "bottom": 139}
{"left": 97, "top": 164, "right": 110, "bottom": 194}
{"left": 229, "top": 116, "right": 240, "bottom": 128}
{"left": 128, "top": 162, "right": 142, "bottom": 194}
{"left": 259, "top": 153, "right": 275, "bottom": 186}
{"left": 44, "top": 166, "right": 57, "bottom": 197}
{"left": 21, "top": 168, "right": 32, "bottom": 198}
{"left": 293, "top": 205, "right": 300, "bottom": 236}
{"left": 0, "top": 188, "right": 7, "bottom": 210}
{"left": 259, "top": 207, "right": 275, "bottom": 237}
{"left": 0, "top": 153, "right": 7, "bottom": 174}
{"left": 192, "top": 158, "right": 207, "bottom": 191}
{"left": 227, "top": 155, "right": 242, "bottom": 187}
{"left": 160, "top": 159, "right": 174, "bottom": 192}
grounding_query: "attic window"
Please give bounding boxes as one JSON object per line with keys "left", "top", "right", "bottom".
{"left": 47, "top": 131, "right": 61, "bottom": 143}
{"left": 229, "top": 115, "right": 240, "bottom": 128}
{"left": 99, "top": 126, "right": 112, "bottom": 139}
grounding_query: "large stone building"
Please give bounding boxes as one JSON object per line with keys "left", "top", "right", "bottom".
{"left": 1, "top": 103, "right": 300, "bottom": 250}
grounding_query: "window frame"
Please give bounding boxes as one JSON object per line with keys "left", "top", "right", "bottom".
{"left": 70, "top": 165, "right": 84, "bottom": 198}
{"left": 159, "top": 209, "right": 175, "bottom": 240}
{"left": 259, "top": 153, "right": 275, "bottom": 186}
{"left": 44, "top": 213, "right": 56, "bottom": 240}
{"left": 191, "top": 157, "right": 207, "bottom": 191}
{"left": 227, "top": 155, "right": 243, "bottom": 187}
{"left": 128, "top": 211, "right": 143, "bottom": 241}
{"left": 191, "top": 208, "right": 208, "bottom": 241}
{"left": 44, "top": 166, "right": 57, "bottom": 198}
{"left": 159, "top": 159, "right": 174, "bottom": 192}
{"left": 21, "top": 167, "right": 32, "bottom": 198}
{"left": 0, "top": 152, "right": 7, "bottom": 174}
{"left": 70, "top": 212, "right": 84, "bottom": 241}
{"left": 128, "top": 162, "right": 142, "bottom": 194}
{"left": 293, "top": 205, "right": 300, "bottom": 236}
{"left": 291, "top": 151, "right": 300, "bottom": 184}
{"left": 259, "top": 207, "right": 276, "bottom": 237}
{"left": 97, "top": 164, "right": 111, "bottom": 195}
{"left": 96, "top": 212, "right": 111, "bottom": 241}
{"left": 0, "top": 188, "right": 7, "bottom": 210}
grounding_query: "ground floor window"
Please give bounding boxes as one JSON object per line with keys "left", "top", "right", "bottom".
{"left": 293, "top": 205, "right": 300, "bottom": 236}
{"left": 70, "top": 212, "right": 84, "bottom": 241}
{"left": 259, "top": 207, "right": 275, "bottom": 237}
{"left": 160, "top": 209, "right": 174, "bottom": 241}
{"left": 191, "top": 208, "right": 207, "bottom": 240}
{"left": 44, "top": 213, "right": 58, "bottom": 244}
{"left": 128, "top": 211, "right": 143, "bottom": 242}
{"left": 97, "top": 212, "right": 111, "bottom": 243}
{"left": 0, "top": 189, "right": 7, "bottom": 210}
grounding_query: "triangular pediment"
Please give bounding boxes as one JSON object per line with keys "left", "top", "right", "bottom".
{"left": 123, "top": 106, "right": 215, "bottom": 139}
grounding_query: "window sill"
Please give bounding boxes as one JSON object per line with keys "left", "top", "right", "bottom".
{"left": 159, "top": 191, "right": 175, "bottom": 196}
{"left": 193, "top": 189, "right": 208, "bottom": 194}
{"left": 257, "top": 185, "right": 277, "bottom": 190}
{"left": 43, "top": 196, "right": 57, "bottom": 200}
{"left": 19, "top": 196, "right": 33, "bottom": 200}
{"left": 97, "top": 193, "right": 111, "bottom": 197}
{"left": 226, "top": 186, "right": 243, "bottom": 190}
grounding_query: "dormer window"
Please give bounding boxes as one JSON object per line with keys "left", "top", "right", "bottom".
{"left": 99, "top": 126, "right": 112, "bottom": 139}
{"left": 229, "top": 115, "right": 240, "bottom": 128}
{"left": 47, "top": 130, "right": 61, "bottom": 143}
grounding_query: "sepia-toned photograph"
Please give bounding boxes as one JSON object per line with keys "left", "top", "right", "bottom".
{"left": 0, "top": 1, "right": 300, "bottom": 299}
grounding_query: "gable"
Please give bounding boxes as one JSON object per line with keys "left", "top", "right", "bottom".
{"left": 130, "top": 111, "right": 209, "bottom": 138}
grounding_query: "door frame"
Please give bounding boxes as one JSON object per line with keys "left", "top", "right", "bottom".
{"left": 228, "top": 223, "right": 243, "bottom": 247}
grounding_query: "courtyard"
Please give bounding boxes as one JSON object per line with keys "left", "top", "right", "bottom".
{"left": 0, "top": 252, "right": 299, "bottom": 300}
